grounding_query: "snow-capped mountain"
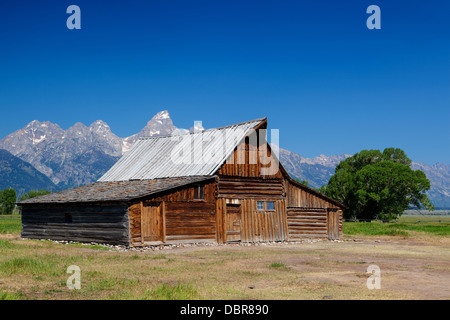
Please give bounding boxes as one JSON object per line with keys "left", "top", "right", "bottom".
{"left": 0, "top": 110, "right": 180, "bottom": 187}
{"left": 0, "top": 110, "right": 449, "bottom": 207}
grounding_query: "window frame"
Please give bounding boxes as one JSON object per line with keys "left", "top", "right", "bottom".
{"left": 256, "top": 201, "right": 264, "bottom": 211}
{"left": 193, "top": 184, "right": 205, "bottom": 200}
{"left": 266, "top": 201, "right": 275, "bottom": 211}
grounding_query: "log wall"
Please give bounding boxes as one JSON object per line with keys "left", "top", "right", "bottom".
{"left": 285, "top": 179, "right": 344, "bottom": 240}
{"left": 128, "top": 181, "right": 217, "bottom": 246}
{"left": 287, "top": 208, "right": 328, "bottom": 240}
{"left": 21, "top": 203, "right": 130, "bottom": 245}
{"left": 217, "top": 176, "right": 285, "bottom": 199}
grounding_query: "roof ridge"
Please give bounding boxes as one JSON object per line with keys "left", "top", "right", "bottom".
{"left": 138, "top": 117, "right": 267, "bottom": 140}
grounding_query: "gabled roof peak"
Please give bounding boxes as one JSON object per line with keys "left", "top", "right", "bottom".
{"left": 98, "top": 117, "right": 267, "bottom": 182}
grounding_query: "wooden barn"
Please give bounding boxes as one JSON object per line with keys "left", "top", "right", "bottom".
{"left": 19, "top": 117, "right": 346, "bottom": 246}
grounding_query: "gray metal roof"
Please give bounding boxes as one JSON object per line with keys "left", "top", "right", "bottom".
{"left": 98, "top": 117, "right": 266, "bottom": 182}
{"left": 19, "top": 176, "right": 215, "bottom": 204}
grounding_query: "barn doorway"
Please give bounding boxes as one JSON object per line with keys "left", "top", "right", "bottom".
{"left": 327, "top": 209, "right": 339, "bottom": 240}
{"left": 226, "top": 203, "right": 242, "bottom": 242}
{"left": 142, "top": 202, "right": 163, "bottom": 243}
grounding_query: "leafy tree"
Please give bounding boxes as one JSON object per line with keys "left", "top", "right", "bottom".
{"left": 0, "top": 188, "right": 17, "bottom": 215}
{"left": 325, "top": 148, "right": 433, "bottom": 220}
{"left": 19, "top": 189, "right": 52, "bottom": 202}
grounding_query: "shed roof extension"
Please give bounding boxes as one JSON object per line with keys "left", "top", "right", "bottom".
{"left": 19, "top": 176, "right": 214, "bottom": 205}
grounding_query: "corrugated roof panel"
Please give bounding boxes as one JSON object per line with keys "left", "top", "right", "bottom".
{"left": 98, "top": 118, "right": 265, "bottom": 182}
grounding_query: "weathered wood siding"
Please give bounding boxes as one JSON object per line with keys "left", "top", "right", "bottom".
{"left": 287, "top": 208, "right": 328, "bottom": 240}
{"left": 214, "top": 175, "right": 287, "bottom": 243}
{"left": 21, "top": 203, "right": 129, "bottom": 245}
{"left": 128, "top": 181, "right": 217, "bottom": 246}
{"left": 286, "top": 180, "right": 340, "bottom": 209}
{"left": 285, "top": 180, "right": 344, "bottom": 240}
{"left": 218, "top": 137, "right": 283, "bottom": 179}
{"left": 165, "top": 202, "right": 216, "bottom": 242}
{"left": 216, "top": 198, "right": 288, "bottom": 243}
{"left": 217, "top": 176, "right": 285, "bottom": 199}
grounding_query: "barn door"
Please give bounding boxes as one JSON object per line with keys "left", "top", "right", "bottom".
{"left": 327, "top": 210, "right": 339, "bottom": 240}
{"left": 142, "top": 202, "right": 163, "bottom": 242}
{"left": 226, "top": 204, "right": 242, "bottom": 242}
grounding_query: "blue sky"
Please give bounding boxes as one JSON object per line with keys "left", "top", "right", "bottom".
{"left": 0, "top": 0, "right": 448, "bottom": 164}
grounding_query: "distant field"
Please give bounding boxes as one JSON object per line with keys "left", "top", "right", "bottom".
{"left": 0, "top": 216, "right": 449, "bottom": 300}
{"left": 404, "top": 209, "right": 450, "bottom": 216}
{"left": 0, "top": 217, "right": 21, "bottom": 234}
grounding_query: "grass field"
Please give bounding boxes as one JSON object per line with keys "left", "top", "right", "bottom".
{"left": 0, "top": 216, "right": 449, "bottom": 300}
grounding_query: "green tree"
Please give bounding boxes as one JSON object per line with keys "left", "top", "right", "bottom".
{"left": 0, "top": 188, "right": 17, "bottom": 215}
{"left": 19, "top": 189, "right": 52, "bottom": 202}
{"left": 325, "top": 148, "right": 434, "bottom": 220}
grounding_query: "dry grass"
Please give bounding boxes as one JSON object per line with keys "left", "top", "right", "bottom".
{"left": 1, "top": 230, "right": 449, "bottom": 300}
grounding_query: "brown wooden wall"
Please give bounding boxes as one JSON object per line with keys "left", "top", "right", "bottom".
{"left": 287, "top": 208, "right": 328, "bottom": 240}
{"left": 286, "top": 208, "right": 343, "bottom": 240}
{"left": 216, "top": 198, "right": 288, "bottom": 243}
{"left": 128, "top": 181, "right": 216, "bottom": 246}
{"left": 22, "top": 203, "right": 130, "bottom": 245}
{"left": 164, "top": 202, "right": 216, "bottom": 242}
{"left": 218, "top": 137, "right": 283, "bottom": 179}
{"left": 285, "top": 180, "right": 340, "bottom": 209}
{"left": 285, "top": 180, "right": 344, "bottom": 240}
{"left": 217, "top": 176, "right": 285, "bottom": 199}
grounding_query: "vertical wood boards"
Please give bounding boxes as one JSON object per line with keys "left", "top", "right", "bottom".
{"left": 285, "top": 180, "right": 339, "bottom": 209}
{"left": 220, "top": 198, "right": 287, "bottom": 243}
{"left": 327, "top": 209, "right": 340, "bottom": 240}
{"left": 218, "top": 138, "right": 283, "bottom": 179}
{"left": 225, "top": 204, "right": 241, "bottom": 242}
{"left": 141, "top": 202, "right": 162, "bottom": 242}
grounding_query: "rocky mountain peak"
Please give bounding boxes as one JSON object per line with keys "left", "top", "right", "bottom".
{"left": 152, "top": 110, "right": 170, "bottom": 120}
{"left": 1, "top": 111, "right": 449, "bottom": 208}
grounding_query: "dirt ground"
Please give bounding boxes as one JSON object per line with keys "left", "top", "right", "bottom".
{"left": 1, "top": 233, "right": 449, "bottom": 300}
{"left": 122, "top": 235, "right": 450, "bottom": 300}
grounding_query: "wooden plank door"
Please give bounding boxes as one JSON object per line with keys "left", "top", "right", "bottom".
{"left": 226, "top": 204, "right": 242, "bottom": 242}
{"left": 327, "top": 210, "right": 339, "bottom": 240}
{"left": 142, "top": 202, "right": 163, "bottom": 242}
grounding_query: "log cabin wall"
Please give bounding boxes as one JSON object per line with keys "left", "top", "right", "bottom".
{"left": 21, "top": 203, "right": 130, "bottom": 245}
{"left": 128, "top": 181, "right": 216, "bottom": 246}
{"left": 285, "top": 180, "right": 343, "bottom": 240}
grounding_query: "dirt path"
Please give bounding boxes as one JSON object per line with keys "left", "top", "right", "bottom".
{"left": 147, "top": 236, "right": 450, "bottom": 299}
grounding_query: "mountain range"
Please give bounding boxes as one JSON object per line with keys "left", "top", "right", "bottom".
{"left": 1, "top": 110, "right": 449, "bottom": 208}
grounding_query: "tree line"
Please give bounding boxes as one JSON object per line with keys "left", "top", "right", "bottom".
{"left": 297, "top": 148, "right": 434, "bottom": 221}
{"left": 0, "top": 189, "right": 51, "bottom": 215}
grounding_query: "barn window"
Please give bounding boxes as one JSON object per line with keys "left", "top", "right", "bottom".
{"left": 193, "top": 184, "right": 205, "bottom": 200}
{"left": 266, "top": 201, "right": 275, "bottom": 211}
{"left": 257, "top": 201, "right": 264, "bottom": 211}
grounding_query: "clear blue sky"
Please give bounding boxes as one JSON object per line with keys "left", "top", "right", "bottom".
{"left": 0, "top": 0, "right": 448, "bottom": 164}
